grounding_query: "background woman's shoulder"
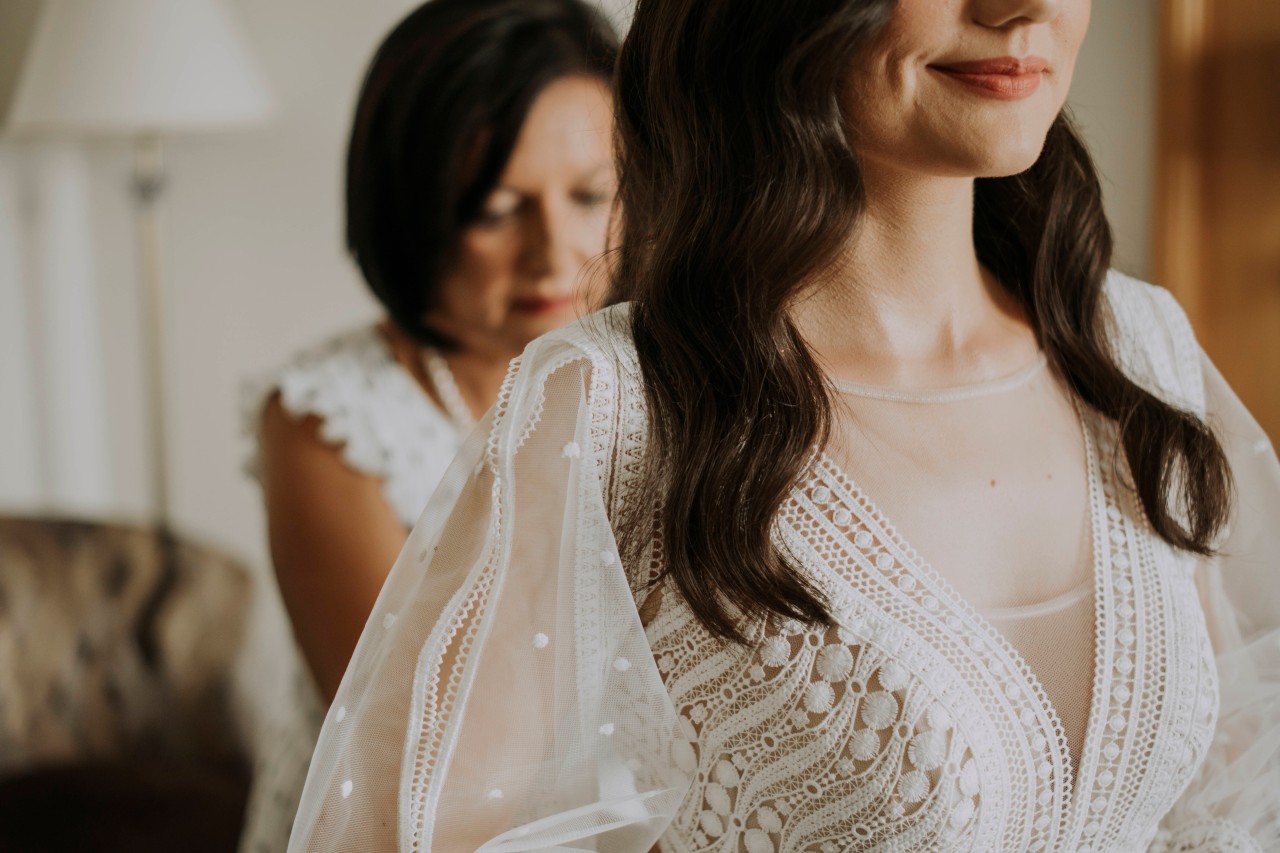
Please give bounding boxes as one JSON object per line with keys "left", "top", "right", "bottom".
{"left": 241, "top": 324, "right": 456, "bottom": 486}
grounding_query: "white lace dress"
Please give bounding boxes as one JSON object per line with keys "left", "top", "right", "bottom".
{"left": 238, "top": 326, "right": 464, "bottom": 853}
{"left": 288, "top": 275, "right": 1280, "bottom": 852}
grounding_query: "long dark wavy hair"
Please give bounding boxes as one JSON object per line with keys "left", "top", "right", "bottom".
{"left": 608, "top": 0, "right": 1233, "bottom": 642}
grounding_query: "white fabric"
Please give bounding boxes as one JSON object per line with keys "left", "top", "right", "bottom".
{"left": 242, "top": 325, "right": 465, "bottom": 528}
{"left": 290, "top": 272, "right": 1280, "bottom": 852}
{"left": 820, "top": 324, "right": 1098, "bottom": 784}
{"left": 0, "top": 142, "right": 114, "bottom": 512}
{"left": 238, "top": 325, "right": 464, "bottom": 853}
{"left": 1148, "top": 358, "right": 1280, "bottom": 853}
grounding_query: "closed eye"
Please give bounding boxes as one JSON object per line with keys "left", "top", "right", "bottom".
{"left": 573, "top": 190, "right": 613, "bottom": 209}
{"left": 474, "top": 196, "right": 526, "bottom": 228}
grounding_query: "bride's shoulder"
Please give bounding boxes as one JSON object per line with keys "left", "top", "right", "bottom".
{"left": 1102, "top": 270, "right": 1205, "bottom": 414}
{"left": 488, "top": 304, "right": 644, "bottom": 451}
{"left": 537, "top": 302, "right": 638, "bottom": 362}
{"left": 506, "top": 303, "right": 641, "bottom": 400}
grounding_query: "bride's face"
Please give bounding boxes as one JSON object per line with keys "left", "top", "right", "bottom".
{"left": 845, "top": 0, "right": 1090, "bottom": 178}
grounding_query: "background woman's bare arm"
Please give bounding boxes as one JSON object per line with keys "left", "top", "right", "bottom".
{"left": 258, "top": 393, "right": 407, "bottom": 701}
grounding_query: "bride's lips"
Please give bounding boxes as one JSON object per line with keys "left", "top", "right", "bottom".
{"left": 928, "top": 56, "right": 1049, "bottom": 100}
{"left": 511, "top": 294, "right": 576, "bottom": 315}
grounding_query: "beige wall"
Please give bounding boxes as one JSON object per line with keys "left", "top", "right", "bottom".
{"left": 0, "top": 1, "right": 1159, "bottom": 573}
{"left": 1069, "top": 1, "right": 1160, "bottom": 280}
{"left": 0, "top": 2, "right": 40, "bottom": 120}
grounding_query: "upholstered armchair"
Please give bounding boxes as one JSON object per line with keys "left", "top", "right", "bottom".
{"left": 0, "top": 516, "right": 253, "bottom": 852}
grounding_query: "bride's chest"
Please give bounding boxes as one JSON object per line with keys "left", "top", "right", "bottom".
{"left": 643, "top": 446, "right": 1220, "bottom": 853}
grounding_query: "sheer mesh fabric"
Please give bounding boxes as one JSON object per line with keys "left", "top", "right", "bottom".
{"left": 982, "top": 583, "right": 1095, "bottom": 773}
{"left": 238, "top": 325, "right": 467, "bottom": 853}
{"left": 1150, "top": 355, "right": 1280, "bottom": 852}
{"left": 289, "top": 344, "right": 690, "bottom": 852}
{"left": 824, "top": 362, "right": 1097, "bottom": 775}
{"left": 289, "top": 273, "right": 1279, "bottom": 852}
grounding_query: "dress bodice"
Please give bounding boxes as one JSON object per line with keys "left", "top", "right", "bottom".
{"left": 635, "top": 418, "right": 1219, "bottom": 852}
{"left": 589, "top": 273, "right": 1234, "bottom": 851}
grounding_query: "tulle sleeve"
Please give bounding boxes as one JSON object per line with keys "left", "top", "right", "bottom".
{"left": 1149, "top": 355, "right": 1280, "bottom": 853}
{"left": 286, "top": 333, "right": 693, "bottom": 852}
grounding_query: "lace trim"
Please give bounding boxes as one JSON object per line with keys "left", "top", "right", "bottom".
{"left": 1065, "top": 414, "right": 1136, "bottom": 849}
{"left": 1075, "top": 416, "right": 1220, "bottom": 851}
{"left": 1103, "top": 272, "right": 1206, "bottom": 417}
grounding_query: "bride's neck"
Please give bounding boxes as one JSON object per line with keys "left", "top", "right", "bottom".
{"left": 793, "top": 167, "right": 1034, "bottom": 383}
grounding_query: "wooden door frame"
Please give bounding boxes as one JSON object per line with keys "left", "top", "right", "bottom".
{"left": 1153, "top": 0, "right": 1210, "bottom": 328}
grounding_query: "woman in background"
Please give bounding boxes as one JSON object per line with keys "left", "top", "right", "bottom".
{"left": 239, "top": 1, "right": 617, "bottom": 849}
{"left": 289, "top": 0, "right": 1280, "bottom": 850}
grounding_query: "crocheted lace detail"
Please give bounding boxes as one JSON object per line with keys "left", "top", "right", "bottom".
{"left": 1068, "top": 419, "right": 1219, "bottom": 852}
{"left": 1103, "top": 272, "right": 1206, "bottom": 417}
{"left": 626, "top": 414, "right": 1218, "bottom": 852}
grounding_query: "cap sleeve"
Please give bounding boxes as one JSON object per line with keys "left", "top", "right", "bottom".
{"left": 242, "top": 327, "right": 460, "bottom": 527}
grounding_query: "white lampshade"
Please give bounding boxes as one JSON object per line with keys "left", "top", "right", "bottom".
{"left": 7, "top": 0, "right": 273, "bottom": 136}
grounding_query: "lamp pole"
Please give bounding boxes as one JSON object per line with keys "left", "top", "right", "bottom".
{"left": 131, "top": 134, "right": 171, "bottom": 525}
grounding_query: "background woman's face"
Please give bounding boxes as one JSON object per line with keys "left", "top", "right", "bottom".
{"left": 846, "top": 0, "right": 1091, "bottom": 178}
{"left": 427, "top": 75, "right": 615, "bottom": 358}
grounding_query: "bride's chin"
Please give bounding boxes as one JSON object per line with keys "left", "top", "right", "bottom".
{"left": 943, "top": 137, "right": 1052, "bottom": 180}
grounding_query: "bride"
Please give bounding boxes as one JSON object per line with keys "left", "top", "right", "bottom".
{"left": 289, "top": 0, "right": 1280, "bottom": 850}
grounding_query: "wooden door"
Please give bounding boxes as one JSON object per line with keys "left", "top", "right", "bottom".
{"left": 1155, "top": 0, "right": 1280, "bottom": 439}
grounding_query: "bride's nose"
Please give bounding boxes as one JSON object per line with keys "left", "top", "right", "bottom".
{"left": 970, "top": 0, "right": 1066, "bottom": 29}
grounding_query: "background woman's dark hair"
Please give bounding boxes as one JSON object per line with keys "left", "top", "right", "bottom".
{"left": 346, "top": 0, "right": 617, "bottom": 347}
{"left": 609, "top": 0, "right": 1233, "bottom": 643}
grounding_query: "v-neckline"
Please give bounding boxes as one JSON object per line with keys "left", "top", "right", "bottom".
{"left": 803, "top": 404, "right": 1118, "bottom": 846}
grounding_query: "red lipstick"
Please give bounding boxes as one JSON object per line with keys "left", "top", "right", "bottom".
{"left": 929, "top": 56, "right": 1048, "bottom": 100}
{"left": 512, "top": 295, "right": 576, "bottom": 316}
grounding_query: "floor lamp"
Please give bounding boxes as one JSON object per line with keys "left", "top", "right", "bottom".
{"left": 7, "top": 0, "right": 273, "bottom": 528}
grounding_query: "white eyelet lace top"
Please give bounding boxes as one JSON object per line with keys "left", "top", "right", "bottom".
{"left": 243, "top": 325, "right": 466, "bottom": 527}
{"left": 287, "top": 274, "right": 1280, "bottom": 853}
{"left": 238, "top": 325, "right": 465, "bottom": 853}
